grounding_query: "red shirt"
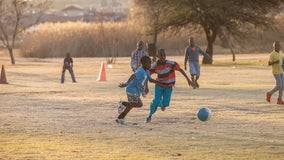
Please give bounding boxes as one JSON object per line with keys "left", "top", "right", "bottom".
{"left": 150, "top": 60, "right": 180, "bottom": 87}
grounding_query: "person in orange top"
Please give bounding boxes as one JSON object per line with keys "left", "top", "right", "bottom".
{"left": 267, "top": 41, "right": 284, "bottom": 104}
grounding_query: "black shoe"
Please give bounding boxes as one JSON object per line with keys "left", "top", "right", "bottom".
{"left": 145, "top": 116, "right": 151, "bottom": 123}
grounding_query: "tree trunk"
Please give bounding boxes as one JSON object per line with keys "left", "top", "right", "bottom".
{"left": 202, "top": 27, "right": 217, "bottom": 64}
{"left": 8, "top": 48, "right": 15, "bottom": 64}
{"left": 230, "top": 46, "right": 236, "bottom": 62}
{"left": 203, "top": 41, "right": 213, "bottom": 64}
{"left": 152, "top": 31, "right": 158, "bottom": 62}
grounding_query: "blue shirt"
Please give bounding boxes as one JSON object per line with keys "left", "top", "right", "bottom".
{"left": 126, "top": 67, "right": 152, "bottom": 96}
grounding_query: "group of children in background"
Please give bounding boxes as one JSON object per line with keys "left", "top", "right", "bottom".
{"left": 116, "top": 37, "right": 212, "bottom": 125}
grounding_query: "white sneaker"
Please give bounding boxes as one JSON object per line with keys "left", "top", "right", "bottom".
{"left": 115, "top": 118, "right": 127, "bottom": 125}
{"left": 117, "top": 101, "right": 125, "bottom": 114}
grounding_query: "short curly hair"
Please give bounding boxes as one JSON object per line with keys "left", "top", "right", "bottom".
{"left": 140, "top": 56, "right": 151, "bottom": 65}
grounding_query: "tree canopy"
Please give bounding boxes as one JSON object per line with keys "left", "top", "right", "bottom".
{"left": 135, "top": 0, "right": 284, "bottom": 64}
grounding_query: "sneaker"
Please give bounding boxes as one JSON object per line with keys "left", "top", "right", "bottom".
{"left": 145, "top": 116, "right": 151, "bottom": 123}
{"left": 115, "top": 118, "right": 127, "bottom": 125}
{"left": 277, "top": 98, "right": 284, "bottom": 105}
{"left": 117, "top": 101, "right": 125, "bottom": 114}
{"left": 266, "top": 92, "right": 272, "bottom": 103}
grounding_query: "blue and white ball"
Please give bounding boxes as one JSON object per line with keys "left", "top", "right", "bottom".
{"left": 197, "top": 107, "right": 211, "bottom": 121}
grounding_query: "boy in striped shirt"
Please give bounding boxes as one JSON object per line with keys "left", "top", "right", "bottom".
{"left": 145, "top": 49, "right": 194, "bottom": 123}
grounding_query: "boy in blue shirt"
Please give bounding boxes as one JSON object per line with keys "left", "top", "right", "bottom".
{"left": 116, "top": 56, "right": 158, "bottom": 125}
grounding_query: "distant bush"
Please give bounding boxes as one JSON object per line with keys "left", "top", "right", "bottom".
{"left": 20, "top": 21, "right": 143, "bottom": 58}
{"left": 20, "top": 21, "right": 207, "bottom": 58}
{"left": 20, "top": 19, "right": 284, "bottom": 59}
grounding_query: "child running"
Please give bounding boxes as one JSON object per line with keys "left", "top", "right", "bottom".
{"left": 116, "top": 56, "right": 158, "bottom": 125}
{"left": 145, "top": 49, "right": 194, "bottom": 123}
{"left": 267, "top": 41, "right": 284, "bottom": 104}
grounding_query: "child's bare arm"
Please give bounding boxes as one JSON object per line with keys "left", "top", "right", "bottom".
{"left": 178, "top": 68, "right": 194, "bottom": 87}
{"left": 119, "top": 74, "right": 136, "bottom": 88}
{"left": 268, "top": 60, "right": 279, "bottom": 66}
{"left": 149, "top": 79, "right": 159, "bottom": 84}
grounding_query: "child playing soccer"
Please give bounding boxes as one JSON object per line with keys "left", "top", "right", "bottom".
{"left": 184, "top": 37, "right": 212, "bottom": 88}
{"left": 116, "top": 56, "right": 158, "bottom": 125}
{"left": 145, "top": 49, "right": 194, "bottom": 123}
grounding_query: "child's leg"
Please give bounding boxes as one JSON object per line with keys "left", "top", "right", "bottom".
{"left": 195, "top": 76, "right": 200, "bottom": 87}
{"left": 117, "top": 93, "right": 142, "bottom": 119}
{"left": 189, "top": 62, "right": 197, "bottom": 82}
{"left": 269, "top": 74, "right": 282, "bottom": 96}
{"left": 160, "top": 87, "right": 173, "bottom": 109}
{"left": 68, "top": 68, "right": 76, "bottom": 82}
{"left": 278, "top": 74, "right": 284, "bottom": 98}
{"left": 117, "top": 105, "right": 132, "bottom": 119}
{"left": 149, "top": 85, "right": 163, "bottom": 116}
{"left": 195, "top": 62, "right": 200, "bottom": 87}
{"left": 191, "top": 74, "right": 195, "bottom": 83}
{"left": 61, "top": 67, "right": 66, "bottom": 83}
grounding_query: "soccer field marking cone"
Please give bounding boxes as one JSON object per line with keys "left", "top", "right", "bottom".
{"left": 97, "top": 62, "right": 107, "bottom": 81}
{"left": 0, "top": 65, "right": 8, "bottom": 84}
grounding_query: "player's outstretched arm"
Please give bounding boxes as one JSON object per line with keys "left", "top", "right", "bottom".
{"left": 149, "top": 78, "right": 158, "bottom": 84}
{"left": 119, "top": 74, "right": 136, "bottom": 88}
{"left": 178, "top": 68, "right": 194, "bottom": 88}
{"left": 200, "top": 49, "right": 213, "bottom": 62}
{"left": 184, "top": 48, "right": 188, "bottom": 70}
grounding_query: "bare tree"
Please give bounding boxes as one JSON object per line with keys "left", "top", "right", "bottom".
{"left": 133, "top": 0, "right": 170, "bottom": 61}
{"left": 0, "top": 0, "right": 51, "bottom": 64}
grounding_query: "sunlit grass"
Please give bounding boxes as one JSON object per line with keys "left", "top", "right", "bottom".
{"left": 0, "top": 54, "right": 283, "bottom": 160}
{"left": 213, "top": 60, "right": 267, "bottom": 66}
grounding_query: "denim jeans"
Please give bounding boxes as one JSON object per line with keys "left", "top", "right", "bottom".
{"left": 61, "top": 67, "right": 76, "bottom": 83}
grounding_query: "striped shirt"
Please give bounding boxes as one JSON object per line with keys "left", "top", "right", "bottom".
{"left": 130, "top": 50, "right": 148, "bottom": 71}
{"left": 150, "top": 60, "right": 180, "bottom": 87}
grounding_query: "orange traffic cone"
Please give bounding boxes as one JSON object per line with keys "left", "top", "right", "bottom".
{"left": 97, "top": 62, "right": 106, "bottom": 81}
{"left": 0, "top": 65, "right": 8, "bottom": 84}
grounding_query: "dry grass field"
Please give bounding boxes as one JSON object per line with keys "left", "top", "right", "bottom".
{"left": 0, "top": 52, "right": 283, "bottom": 160}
